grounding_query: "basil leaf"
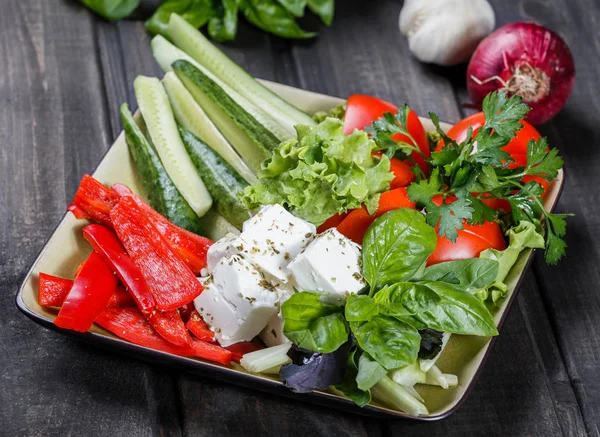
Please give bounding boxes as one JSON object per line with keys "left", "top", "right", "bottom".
{"left": 362, "top": 209, "right": 437, "bottom": 291}
{"left": 145, "top": 0, "right": 216, "bottom": 37}
{"left": 208, "top": 0, "right": 239, "bottom": 41}
{"left": 351, "top": 316, "right": 420, "bottom": 371}
{"left": 418, "top": 258, "right": 499, "bottom": 294}
{"left": 356, "top": 352, "right": 386, "bottom": 391}
{"left": 374, "top": 282, "right": 441, "bottom": 316}
{"left": 307, "top": 0, "right": 334, "bottom": 25}
{"left": 241, "top": 0, "right": 316, "bottom": 39}
{"left": 276, "top": 0, "right": 307, "bottom": 17}
{"left": 79, "top": 0, "right": 139, "bottom": 21}
{"left": 335, "top": 348, "right": 371, "bottom": 407}
{"left": 282, "top": 292, "right": 349, "bottom": 353}
{"left": 345, "top": 294, "right": 380, "bottom": 322}
{"left": 413, "top": 281, "right": 498, "bottom": 336}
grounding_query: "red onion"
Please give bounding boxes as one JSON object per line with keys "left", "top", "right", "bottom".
{"left": 466, "top": 22, "right": 575, "bottom": 125}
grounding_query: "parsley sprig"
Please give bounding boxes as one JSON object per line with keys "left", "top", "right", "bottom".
{"left": 367, "top": 91, "right": 570, "bottom": 264}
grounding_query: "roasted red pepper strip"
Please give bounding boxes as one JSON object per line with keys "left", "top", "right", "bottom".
{"left": 112, "top": 184, "right": 212, "bottom": 275}
{"left": 68, "top": 174, "right": 121, "bottom": 225}
{"left": 186, "top": 310, "right": 215, "bottom": 343}
{"left": 83, "top": 224, "right": 191, "bottom": 345}
{"left": 225, "top": 342, "right": 264, "bottom": 362}
{"left": 106, "top": 286, "right": 136, "bottom": 308}
{"left": 54, "top": 252, "right": 118, "bottom": 332}
{"left": 178, "top": 303, "right": 194, "bottom": 322}
{"left": 110, "top": 197, "right": 204, "bottom": 311}
{"left": 38, "top": 273, "right": 73, "bottom": 307}
{"left": 96, "top": 307, "right": 232, "bottom": 365}
{"left": 82, "top": 224, "right": 155, "bottom": 311}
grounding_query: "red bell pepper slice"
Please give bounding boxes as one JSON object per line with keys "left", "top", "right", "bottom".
{"left": 316, "top": 212, "right": 349, "bottom": 234}
{"left": 82, "top": 224, "right": 155, "bottom": 311}
{"left": 225, "top": 342, "right": 264, "bottom": 362}
{"left": 83, "top": 224, "right": 192, "bottom": 346}
{"left": 110, "top": 197, "right": 204, "bottom": 311}
{"left": 112, "top": 184, "right": 212, "bottom": 275}
{"left": 106, "top": 286, "right": 136, "bottom": 308}
{"left": 178, "top": 303, "right": 194, "bottom": 322}
{"left": 38, "top": 273, "right": 73, "bottom": 307}
{"left": 54, "top": 252, "right": 118, "bottom": 332}
{"left": 96, "top": 307, "right": 232, "bottom": 365}
{"left": 68, "top": 174, "right": 121, "bottom": 225}
{"left": 186, "top": 310, "right": 215, "bottom": 343}
{"left": 337, "top": 188, "right": 417, "bottom": 244}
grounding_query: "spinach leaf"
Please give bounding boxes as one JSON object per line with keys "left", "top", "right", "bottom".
{"left": 335, "top": 348, "right": 371, "bottom": 407}
{"left": 282, "top": 292, "right": 349, "bottom": 353}
{"left": 145, "top": 0, "right": 216, "bottom": 37}
{"left": 418, "top": 328, "right": 444, "bottom": 360}
{"left": 280, "top": 343, "right": 351, "bottom": 393}
{"left": 208, "top": 0, "right": 239, "bottom": 41}
{"left": 418, "top": 258, "right": 499, "bottom": 294}
{"left": 362, "top": 209, "right": 437, "bottom": 291}
{"left": 413, "top": 281, "right": 498, "bottom": 336}
{"left": 356, "top": 352, "right": 386, "bottom": 391}
{"left": 79, "top": 0, "right": 139, "bottom": 21}
{"left": 276, "top": 0, "right": 308, "bottom": 17}
{"left": 307, "top": 0, "right": 334, "bottom": 25}
{"left": 241, "top": 0, "right": 316, "bottom": 39}
{"left": 351, "top": 316, "right": 421, "bottom": 371}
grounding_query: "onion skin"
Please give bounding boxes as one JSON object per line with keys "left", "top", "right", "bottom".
{"left": 467, "top": 22, "right": 575, "bottom": 125}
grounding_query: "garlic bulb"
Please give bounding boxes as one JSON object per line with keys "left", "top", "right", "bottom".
{"left": 399, "top": 0, "right": 495, "bottom": 66}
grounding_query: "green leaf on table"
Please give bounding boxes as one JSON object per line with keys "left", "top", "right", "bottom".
{"left": 79, "top": 0, "right": 140, "bottom": 21}
{"left": 145, "top": 0, "right": 216, "bottom": 37}
{"left": 241, "top": 0, "right": 316, "bottom": 39}
{"left": 412, "top": 281, "right": 498, "bottom": 336}
{"left": 307, "top": 0, "right": 335, "bottom": 25}
{"left": 362, "top": 209, "right": 437, "bottom": 290}
{"left": 351, "top": 316, "right": 421, "bottom": 371}
{"left": 276, "top": 0, "right": 308, "bottom": 17}
{"left": 282, "top": 292, "right": 349, "bottom": 353}
{"left": 208, "top": 0, "right": 239, "bottom": 41}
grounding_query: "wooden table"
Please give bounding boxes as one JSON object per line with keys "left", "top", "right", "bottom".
{"left": 2, "top": 0, "right": 598, "bottom": 435}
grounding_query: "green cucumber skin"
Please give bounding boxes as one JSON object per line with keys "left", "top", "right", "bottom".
{"left": 119, "top": 104, "right": 205, "bottom": 235}
{"left": 179, "top": 127, "right": 251, "bottom": 229}
{"left": 173, "top": 60, "right": 280, "bottom": 153}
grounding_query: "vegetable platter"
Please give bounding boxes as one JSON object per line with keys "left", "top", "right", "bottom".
{"left": 17, "top": 14, "right": 565, "bottom": 420}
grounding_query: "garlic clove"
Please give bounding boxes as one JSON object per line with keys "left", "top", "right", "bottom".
{"left": 399, "top": 0, "right": 495, "bottom": 66}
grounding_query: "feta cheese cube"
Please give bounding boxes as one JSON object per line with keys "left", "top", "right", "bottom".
{"left": 260, "top": 313, "right": 288, "bottom": 347}
{"left": 238, "top": 204, "right": 316, "bottom": 282}
{"left": 206, "top": 233, "right": 242, "bottom": 272}
{"left": 194, "top": 254, "right": 278, "bottom": 347}
{"left": 287, "top": 228, "right": 366, "bottom": 304}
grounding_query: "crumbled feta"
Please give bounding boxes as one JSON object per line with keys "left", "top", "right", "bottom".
{"left": 194, "top": 254, "right": 278, "bottom": 347}
{"left": 287, "top": 228, "right": 366, "bottom": 304}
{"left": 237, "top": 204, "right": 316, "bottom": 282}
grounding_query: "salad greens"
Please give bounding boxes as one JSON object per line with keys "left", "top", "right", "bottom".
{"left": 395, "top": 91, "right": 569, "bottom": 264}
{"left": 281, "top": 208, "right": 499, "bottom": 406}
{"left": 241, "top": 118, "right": 394, "bottom": 226}
{"left": 80, "top": 0, "right": 335, "bottom": 41}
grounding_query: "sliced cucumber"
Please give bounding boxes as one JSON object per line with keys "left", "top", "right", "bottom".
{"left": 119, "top": 104, "right": 205, "bottom": 235}
{"left": 133, "top": 76, "right": 213, "bottom": 217}
{"left": 152, "top": 35, "right": 293, "bottom": 142}
{"left": 179, "top": 127, "right": 251, "bottom": 229}
{"left": 162, "top": 72, "right": 258, "bottom": 185}
{"left": 168, "top": 13, "right": 315, "bottom": 129}
{"left": 172, "top": 60, "right": 278, "bottom": 171}
{"left": 198, "top": 208, "right": 240, "bottom": 241}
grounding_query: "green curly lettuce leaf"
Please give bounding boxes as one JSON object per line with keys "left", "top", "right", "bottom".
{"left": 241, "top": 118, "right": 393, "bottom": 225}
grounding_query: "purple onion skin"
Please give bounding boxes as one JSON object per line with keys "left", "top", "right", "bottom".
{"left": 467, "top": 22, "right": 575, "bottom": 125}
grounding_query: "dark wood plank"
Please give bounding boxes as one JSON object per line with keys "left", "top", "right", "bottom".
{"left": 0, "top": 2, "right": 180, "bottom": 436}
